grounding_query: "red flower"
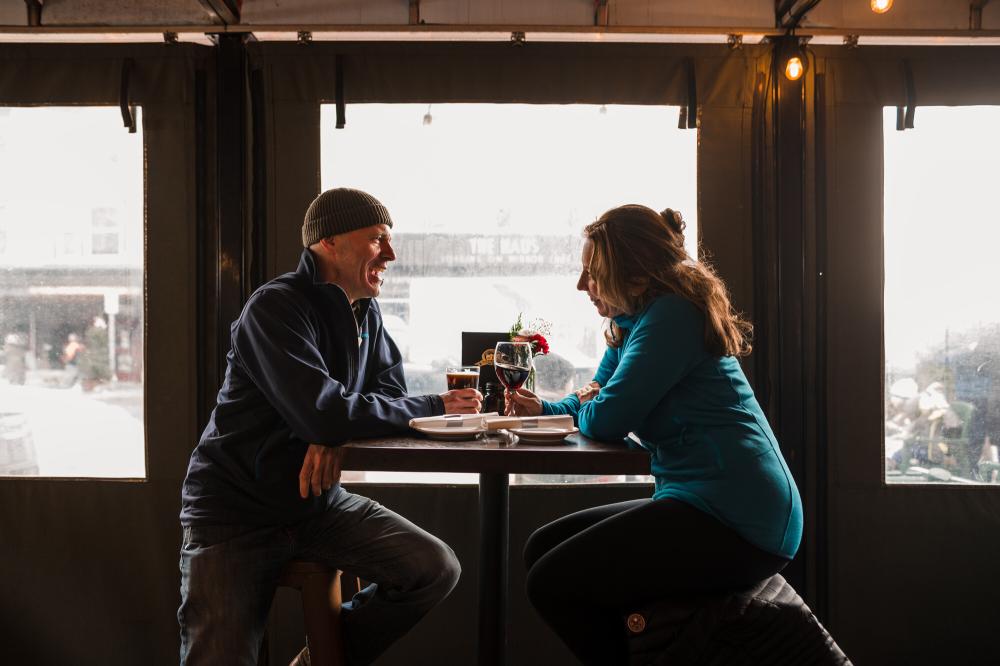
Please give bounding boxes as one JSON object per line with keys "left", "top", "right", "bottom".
{"left": 515, "top": 333, "right": 549, "bottom": 356}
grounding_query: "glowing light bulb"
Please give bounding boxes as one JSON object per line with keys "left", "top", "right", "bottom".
{"left": 870, "top": 0, "right": 893, "bottom": 14}
{"left": 785, "top": 56, "right": 804, "bottom": 81}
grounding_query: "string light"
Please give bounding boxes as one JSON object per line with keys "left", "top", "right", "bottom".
{"left": 774, "top": 32, "right": 810, "bottom": 82}
{"left": 785, "top": 56, "right": 805, "bottom": 81}
{"left": 422, "top": 104, "right": 432, "bottom": 126}
{"left": 870, "top": 0, "right": 893, "bottom": 14}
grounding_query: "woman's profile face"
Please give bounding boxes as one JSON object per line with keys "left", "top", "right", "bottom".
{"left": 577, "top": 238, "right": 622, "bottom": 318}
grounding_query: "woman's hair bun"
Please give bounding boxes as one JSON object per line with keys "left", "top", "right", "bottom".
{"left": 660, "top": 208, "right": 686, "bottom": 234}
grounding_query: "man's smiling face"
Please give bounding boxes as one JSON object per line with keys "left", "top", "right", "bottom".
{"left": 327, "top": 223, "right": 395, "bottom": 303}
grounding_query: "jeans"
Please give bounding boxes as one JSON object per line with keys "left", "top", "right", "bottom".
{"left": 178, "top": 488, "right": 461, "bottom": 666}
{"left": 523, "top": 498, "right": 790, "bottom": 666}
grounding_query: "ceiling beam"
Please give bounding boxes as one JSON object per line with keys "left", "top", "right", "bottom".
{"left": 594, "top": 0, "right": 609, "bottom": 27}
{"left": 777, "top": 0, "right": 825, "bottom": 30}
{"left": 971, "top": 0, "right": 992, "bottom": 30}
{"left": 776, "top": 0, "right": 798, "bottom": 21}
{"left": 4, "top": 23, "right": 1000, "bottom": 45}
{"left": 24, "top": 0, "right": 41, "bottom": 27}
{"left": 196, "top": 0, "right": 240, "bottom": 25}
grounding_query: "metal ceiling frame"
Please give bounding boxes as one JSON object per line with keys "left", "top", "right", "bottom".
{"left": 971, "top": 0, "right": 993, "bottom": 30}
{"left": 777, "top": 0, "right": 825, "bottom": 31}
{"left": 195, "top": 0, "right": 241, "bottom": 25}
{"left": 3, "top": 22, "right": 1000, "bottom": 44}
{"left": 23, "top": 0, "right": 41, "bottom": 27}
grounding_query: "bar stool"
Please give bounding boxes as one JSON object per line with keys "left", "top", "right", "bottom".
{"left": 277, "top": 561, "right": 350, "bottom": 666}
{"left": 623, "top": 574, "right": 851, "bottom": 665}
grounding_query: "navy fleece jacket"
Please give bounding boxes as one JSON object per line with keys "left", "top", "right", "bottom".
{"left": 180, "top": 249, "right": 443, "bottom": 526}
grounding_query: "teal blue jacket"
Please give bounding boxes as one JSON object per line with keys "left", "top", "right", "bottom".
{"left": 543, "top": 294, "right": 803, "bottom": 559}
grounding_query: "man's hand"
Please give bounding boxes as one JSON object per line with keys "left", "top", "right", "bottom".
{"left": 574, "top": 381, "right": 601, "bottom": 405}
{"left": 506, "top": 387, "right": 543, "bottom": 417}
{"left": 299, "top": 443, "right": 346, "bottom": 499}
{"left": 439, "top": 388, "right": 482, "bottom": 414}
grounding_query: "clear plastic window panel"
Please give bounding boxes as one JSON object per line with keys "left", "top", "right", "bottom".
{"left": 883, "top": 106, "right": 1000, "bottom": 485}
{"left": 0, "top": 107, "right": 145, "bottom": 478}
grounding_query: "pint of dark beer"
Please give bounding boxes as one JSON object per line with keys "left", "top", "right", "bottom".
{"left": 446, "top": 366, "right": 480, "bottom": 390}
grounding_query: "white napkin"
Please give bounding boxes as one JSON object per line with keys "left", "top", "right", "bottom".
{"left": 409, "top": 412, "right": 499, "bottom": 430}
{"left": 484, "top": 414, "right": 574, "bottom": 432}
{"left": 408, "top": 413, "right": 575, "bottom": 432}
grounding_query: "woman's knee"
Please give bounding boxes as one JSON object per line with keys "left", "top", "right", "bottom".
{"left": 524, "top": 555, "right": 569, "bottom": 611}
{"left": 523, "top": 530, "right": 543, "bottom": 572}
{"left": 523, "top": 522, "right": 562, "bottom": 572}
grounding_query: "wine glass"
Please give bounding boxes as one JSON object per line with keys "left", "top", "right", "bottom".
{"left": 493, "top": 341, "right": 533, "bottom": 396}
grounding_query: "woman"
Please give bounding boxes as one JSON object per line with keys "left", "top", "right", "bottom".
{"left": 507, "top": 204, "right": 802, "bottom": 664}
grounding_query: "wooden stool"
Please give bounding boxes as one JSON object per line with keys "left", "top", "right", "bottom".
{"left": 277, "top": 561, "right": 347, "bottom": 666}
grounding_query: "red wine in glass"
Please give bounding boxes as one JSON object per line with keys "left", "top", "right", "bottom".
{"left": 494, "top": 341, "right": 533, "bottom": 392}
{"left": 495, "top": 364, "right": 530, "bottom": 391}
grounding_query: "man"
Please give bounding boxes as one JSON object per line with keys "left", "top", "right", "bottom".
{"left": 178, "top": 188, "right": 481, "bottom": 665}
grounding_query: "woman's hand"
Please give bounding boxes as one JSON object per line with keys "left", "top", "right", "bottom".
{"left": 574, "top": 381, "right": 601, "bottom": 405}
{"left": 506, "top": 387, "right": 543, "bottom": 416}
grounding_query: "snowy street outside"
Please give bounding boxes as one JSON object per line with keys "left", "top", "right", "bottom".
{"left": 0, "top": 380, "right": 144, "bottom": 477}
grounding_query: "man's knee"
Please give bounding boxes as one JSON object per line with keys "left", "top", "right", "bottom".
{"left": 429, "top": 538, "right": 462, "bottom": 593}
{"left": 410, "top": 535, "right": 461, "bottom": 598}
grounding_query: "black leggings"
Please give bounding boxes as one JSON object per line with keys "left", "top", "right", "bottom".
{"left": 523, "top": 498, "right": 791, "bottom": 665}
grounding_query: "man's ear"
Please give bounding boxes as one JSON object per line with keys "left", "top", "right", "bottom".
{"left": 317, "top": 236, "right": 337, "bottom": 254}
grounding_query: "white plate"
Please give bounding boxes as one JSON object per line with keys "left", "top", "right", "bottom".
{"left": 509, "top": 427, "right": 578, "bottom": 444}
{"left": 413, "top": 426, "right": 484, "bottom": 441}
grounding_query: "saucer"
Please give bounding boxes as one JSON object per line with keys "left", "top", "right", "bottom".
{"left": 413, "top": 426, "right": 484, "bottom": 441}
{"left": 509, "top": 427, "right": 578, "bottom": 444}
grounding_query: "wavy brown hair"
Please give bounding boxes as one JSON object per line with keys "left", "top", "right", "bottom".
{"left": 585, "top": 204, "right": 752, "bottom": 357}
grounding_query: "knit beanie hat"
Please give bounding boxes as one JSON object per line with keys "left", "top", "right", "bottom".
{"left": 301, "top": 188, "right": 394, "bottom": 247}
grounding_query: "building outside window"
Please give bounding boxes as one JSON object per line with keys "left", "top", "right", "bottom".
{"left": 90, "top": 207, "right": 121, "bottom": 255}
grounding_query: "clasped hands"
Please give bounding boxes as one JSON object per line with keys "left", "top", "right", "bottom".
{"left": 505, "top": 381, "right": 601, "bottom": 416}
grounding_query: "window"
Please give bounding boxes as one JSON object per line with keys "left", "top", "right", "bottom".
{"left": 883, "top": 106, "right": 1000, "bottom": 485}
{"left": 322, "top": 103, "right": 697, "bottom": 483}
{"left": 0, "top": 107, "right": 144, "bottom": 478}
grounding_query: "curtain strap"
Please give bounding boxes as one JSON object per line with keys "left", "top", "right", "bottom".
{"left": 896, "top": 59, "right": 916, "bottom": 131}
{"left": 120, "top": 57, "right": 136, "bottom": 133}
{"left": 335, "top": 55, "right": 346, "bottom": 129}
{"left": 682, "top": 57, "right": 697, "bottom": 129}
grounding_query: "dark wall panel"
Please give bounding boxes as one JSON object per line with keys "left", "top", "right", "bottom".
{"left": 1, "top": 482, "right": 183, "bottom": 664}
{"left": 822, "top": 59, "right": 1000, "bottom": 665}
{"left": 0, "top": 45, "right": 203, "bottom": 666}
